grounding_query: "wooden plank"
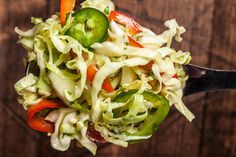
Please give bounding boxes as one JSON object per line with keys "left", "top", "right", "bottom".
{"left": 201, "top": 0, "right": 236, "bottom": 157}
{"left": 0, "top": 100, "right": 5, "bottom": 157}
{"left": 0, "top": 101, "right": 42, "bottom": 157}
{"left": 4, "top": 0, "right": 236, "bottom": 157}
{"left": 0, "top": 0, "right": 50, "bottom": 157}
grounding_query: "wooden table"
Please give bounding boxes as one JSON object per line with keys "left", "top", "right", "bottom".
{"left": 1, "top": 0, "right": 236, "bottom": 157}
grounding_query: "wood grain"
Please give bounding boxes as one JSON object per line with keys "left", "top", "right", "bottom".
{"left": 0, "top": 0, "right": 236, "bottom": 157}
{"left": 201, "top": 0, "right": 236, "bottom": 157}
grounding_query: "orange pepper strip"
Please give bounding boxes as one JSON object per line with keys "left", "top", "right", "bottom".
{"left": 128, "top": 36, "right": 144, "bottom": 48}
{"left": 87, "top": 64, "right": 98, "bottom": 82}
{"left": 60, "top": 0, "right": 76, "bottom": 25}
{"left": 87, "top": 64, "right": 114, "bottom": 92}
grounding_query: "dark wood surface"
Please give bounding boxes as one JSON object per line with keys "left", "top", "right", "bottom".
{"left": 1, "top": 0, "right": 236, "bottom": 157}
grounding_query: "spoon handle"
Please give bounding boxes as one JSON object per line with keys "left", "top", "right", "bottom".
{"left": 183, "top": 64, "right": 236, "bottom": 96}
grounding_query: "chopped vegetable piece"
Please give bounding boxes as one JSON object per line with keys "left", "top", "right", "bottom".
{"left": 128, "top": 36, "right": 144, "bottom": 48}
{"left": 66, "top": 8, "right": 109, "bottom": 47}
{"left": 102, "top": 78, "right": 114, "bottom": 92}
{"left": 130, "top": 91, "right": 169, "bottom": 137}
{"left": 112, "top": 90, "right": 169, "bottom": 140}
{"left": 172, "top": 74, "right": 178, "bottom": 79}
{"left": 87, "top": 64, "right": 114, "bottom": 92}
{"left": 104, "top": 6, "right": 110, "bottom": 15}
{"left": 60, "top": 0, "right": 76, "bottom": 25}
{"left": 109, "top": 11, "right": 142, "bottom": 35}
{"left": 87, "top": 64, "right": 98, "bottom": 81}
{"left": 27, "top": 100, "right": 64, "bottom": 133}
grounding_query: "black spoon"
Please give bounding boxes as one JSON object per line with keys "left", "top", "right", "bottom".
{"left": 183, "top": 64, "right": 236, "bottom": 96}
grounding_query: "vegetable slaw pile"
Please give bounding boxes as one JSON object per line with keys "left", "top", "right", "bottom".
{"left": 14, "top": 0, "right": 194, "bottom": 155}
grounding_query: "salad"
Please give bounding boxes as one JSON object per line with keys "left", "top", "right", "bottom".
{"left": 14, "top": 0, "right": 194, "bottom": 155}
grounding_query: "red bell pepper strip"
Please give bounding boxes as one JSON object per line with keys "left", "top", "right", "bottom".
{"left": 27, "top": 100, "right": 64, "bottom": 133}
{"left": 128, "top": 36, "right": 144, "bottom": 48}
{"left": 109, "top": 11, "right": 142, "bottom": 35}
{"left": 172, "top": 74, "right": 178, "bottom": 79}
{"left": 102, "top": 78, "right": 114, "bottom": 92}
{"left": 60, "top": 0, "right": 76, "bottom": 25}
{"left": 87, "top": 64, "right": 114, "bottom": 92}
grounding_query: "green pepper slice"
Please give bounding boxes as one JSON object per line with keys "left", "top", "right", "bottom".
{"left": 66, "top": 8, "right": 109, "bottom": 48}
{"left": 112, "top": 90, "right": 169, "bottom": 141}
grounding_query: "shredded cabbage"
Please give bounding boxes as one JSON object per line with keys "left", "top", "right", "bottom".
{"left": 46, "top": 108, "right": 97, "bottom": 155}
{"left": 14, "top": 74, "right": 42, "bottom": 109}
{"left": 81, "top": 0, "right": 115, "bottom": 14}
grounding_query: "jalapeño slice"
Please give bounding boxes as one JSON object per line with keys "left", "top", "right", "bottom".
{"left": 112, "top": 90, "right": 170, "bottom": 142}
{"left": 66, "top": 7, "right": 109, "bottom": 48}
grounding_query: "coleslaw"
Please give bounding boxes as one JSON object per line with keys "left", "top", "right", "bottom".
{"left": 14, "top": 0, "right": 194, "bottom": 155}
